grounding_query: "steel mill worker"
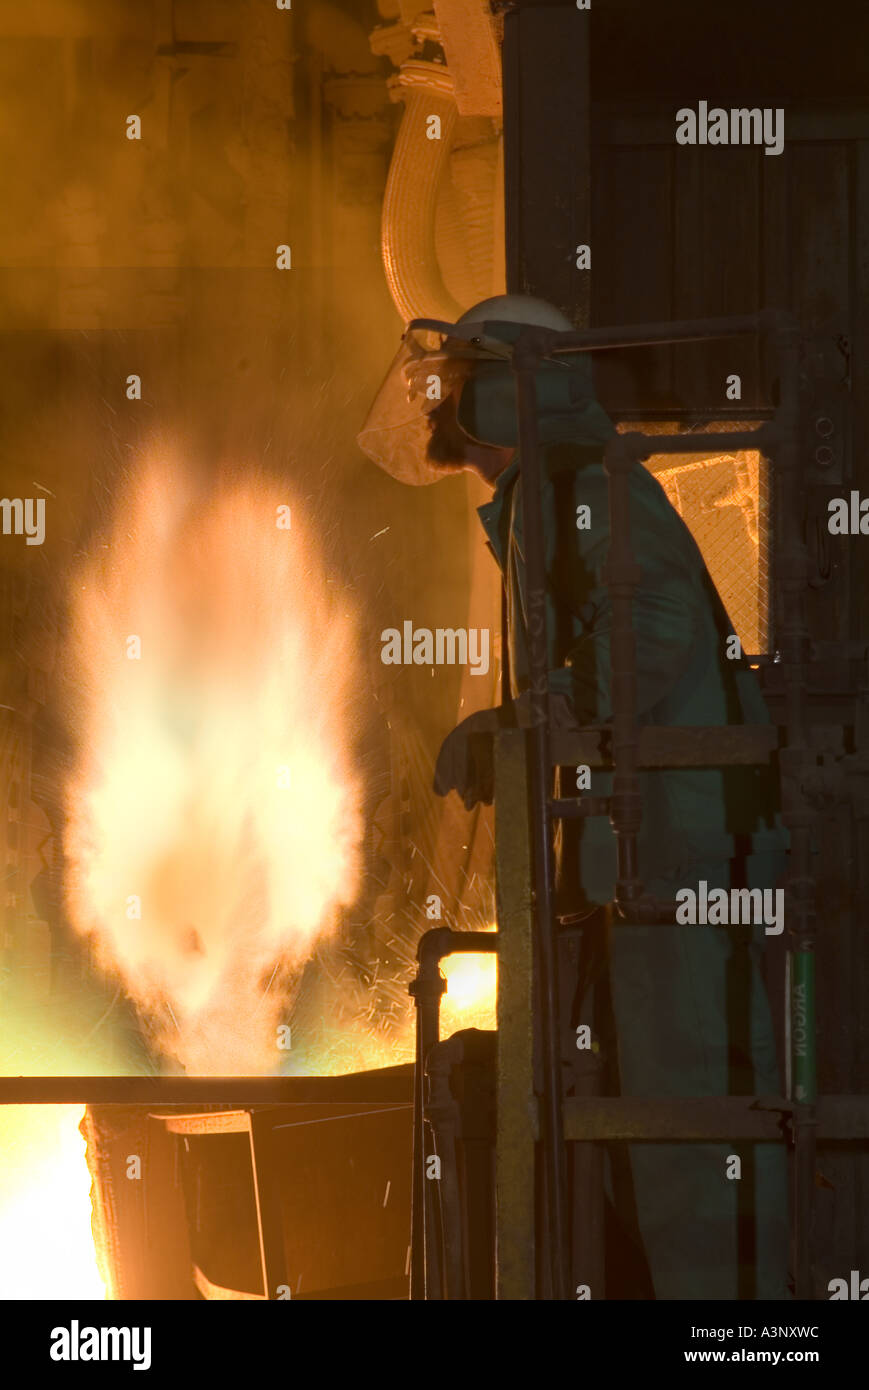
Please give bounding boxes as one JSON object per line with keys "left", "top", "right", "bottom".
{"left": 358, "top": 294, "right": 791, "bottom": 1300}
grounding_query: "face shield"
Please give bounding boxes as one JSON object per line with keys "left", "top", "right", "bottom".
{"left": 356, "top": 321, "right": 515, "bottom": 485}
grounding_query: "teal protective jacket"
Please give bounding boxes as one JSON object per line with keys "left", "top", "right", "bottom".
{"left": 477, "top": 440, "right": 789, "bottom": 909}
{"left": 462, "top": 354, "right": 791, "bottom": 1299}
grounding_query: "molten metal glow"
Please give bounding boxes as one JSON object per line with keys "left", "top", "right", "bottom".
{"left": 63, "top": 457, "right": 363, "bottom": 1074}
{"left": 0, "top": 1106, "right": 106, "bottom": 1300}
{"left": 300, "top": 927, "right": 498, "bottom": 1074}
{"left": 440, "top": 939, "right": 498, "bottom": 1035}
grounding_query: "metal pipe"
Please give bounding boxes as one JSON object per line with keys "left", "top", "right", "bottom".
{"left": 409, "top": 928, "right": 499, "bottom": 1299}
{"left": 409, "top": 930, "right": 449, "bottom": 1300}
{"left": 409, "top": 311, "right": 769, "bottom": 355}
{"left": 512, "top": 332, "right": 570, "bottom": 1300}
{"left": 425, "top": 1038, "right": 466, "bottom": 1299}
{"left": 409, "top": 990, "right": 433, "bottom": 1299}
{"left": 549, "top": 312, "right": 765, "bottom": 352}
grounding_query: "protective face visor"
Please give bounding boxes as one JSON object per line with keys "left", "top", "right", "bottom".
{"left": 356, "top": 319, "right": 519, "bottom": 485}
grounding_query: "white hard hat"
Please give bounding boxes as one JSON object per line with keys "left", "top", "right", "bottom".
{"left": 453, "top": 294, "right": 575, "bottom": 341}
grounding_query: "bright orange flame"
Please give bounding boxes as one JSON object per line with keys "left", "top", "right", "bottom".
{"left": 62, "top": 456, "right": 363, "bottom": 1074}
{"left": 0, "top": 1106, "right": 106, "bottom": 1300}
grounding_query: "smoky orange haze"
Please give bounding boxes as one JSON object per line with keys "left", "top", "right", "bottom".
{"left": 61, "top": 454, "right": 364, "bottom": 1075}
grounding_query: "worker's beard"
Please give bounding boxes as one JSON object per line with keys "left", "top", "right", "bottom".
{"left": 424, "top": 396, "right": 472, "bottom": 472}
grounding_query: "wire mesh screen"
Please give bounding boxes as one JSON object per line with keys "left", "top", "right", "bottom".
{"left": 623, "top": 421, "right": 770, "bottom": 656}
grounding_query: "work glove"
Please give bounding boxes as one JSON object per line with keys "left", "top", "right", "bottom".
{"left": 433, "top": 692, "right": 581, "bottom": 809}
{"left": 433, "top": 708, "right": 500, "bottom": 809}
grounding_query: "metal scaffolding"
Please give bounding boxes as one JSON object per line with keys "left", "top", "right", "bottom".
{"left": 487, "top": 308, "right": 869, "bottom": 1300}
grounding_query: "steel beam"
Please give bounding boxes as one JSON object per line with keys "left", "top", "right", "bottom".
{"left": 0, "top": 1069, "right": 414, "bottom": 1105}
{"left": 502, "top": 0, "right": 590, "bottom": 323}
{"left": 563, "top": 1095, "right": 869, "bottom": 1142}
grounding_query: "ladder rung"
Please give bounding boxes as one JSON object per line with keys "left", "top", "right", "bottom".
{"left": 563, "top": 1095, "right": 869, "bottom": 1142}
{"left": 551, "top": 724, "right": 779, "bottom": 769}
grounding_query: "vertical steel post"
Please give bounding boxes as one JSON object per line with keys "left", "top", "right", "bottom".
{"left": 494, "top": 730, "right": 537, "bottom": 1300}
{"left": 601, "top": 433, "right": 648, "bottom": 918}
{"left": 772, "top": 319, "right": 818, "bottom": 1298}
{"left": 498, "top": 2, "right": 590, "bottom": 1296}
{"left": 409, "top": 1005, "right": 425, "bottom": 1299}
{"left": 513, "top": 331, "right": 569, "bottom": 1301}
{"left": 425, "top": 1040, "right": 467, "bottom": 1300}
{"left": 409, "top": 938, "right": 447, "bottom": 1300}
